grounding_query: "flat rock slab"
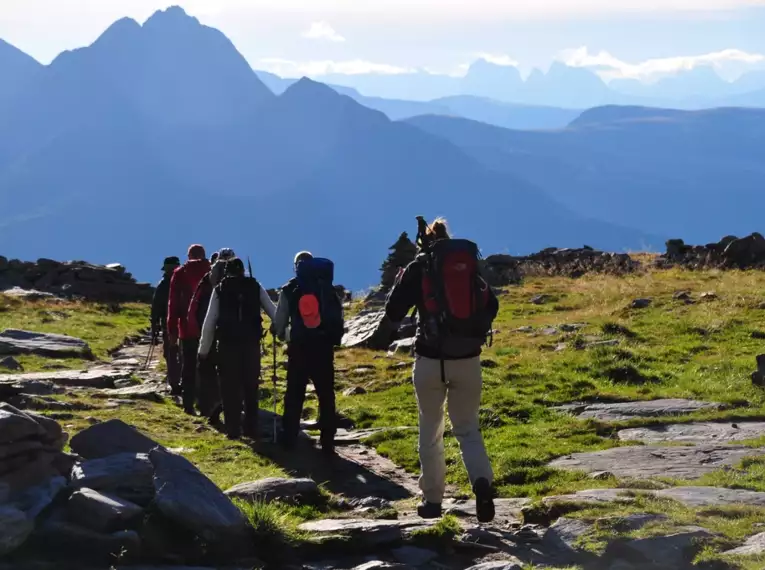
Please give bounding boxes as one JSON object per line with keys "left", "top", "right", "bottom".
{"left": 548, "top": 445, "right": 765, "bottom": 479}
{"left": 0, "top": 329, "right": 92, "bottom": 359}
{"left": 542, "top": 488, "right": 639, "bottom": 506}
{"left": 723, "top": 531, "right": 765, "bottom": 556}
{"left": 308, "top": 427, "right": 416, "bottom": 444}
{"left": 299, "top": 518, "right": 431, "bottom": 547}
{"left": 70, "top": 453, "right": 155, "bottom": 503}
{"left": 70, "top": 419, "right": 164, "bottom": 459}
{"left": 150, "top": 448, "right": 250, "bottom": 543}
{"left": 604, "top": 527, "right": 714, "bottom": 568}
{"left": 102, "top": 383, "right": 165, "bottom": 402}
{"left": 554, "top": 399, "right": 724, "bottom": 422}
{"left": 619, "top": 421, "right": 765, "bottom": 444}
{"left": 225, "top": 477, "right": 320, "bottom": 504}
{"left": 654, "top": 486, "right": 765, "bottom": 507}
{"left": 0, "top": 369, "right": 131, "bottom": 389}
{"left": 464, "top": 562, "right": 523, "bottom": 570}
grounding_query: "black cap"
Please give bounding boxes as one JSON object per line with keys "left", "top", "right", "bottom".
{"left": 162, "top": 256, "right": 181, "bottom": 270}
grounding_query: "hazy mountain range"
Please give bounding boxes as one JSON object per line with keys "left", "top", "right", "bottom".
{"left": 0, "top": 6, "right": 762, "bottom": 287}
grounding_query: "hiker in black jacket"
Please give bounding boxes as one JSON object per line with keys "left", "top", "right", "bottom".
{"left": 198, "top": 258, "right": 276, "bottom": 440}
{"left": 272, "top": 251, "right": 345, "bottom": 455}
{"left": 151, "top": 256, "right": 181, "bottom": 392}
{"left": 385, "top": 218, "right": 499, "bottom": 523}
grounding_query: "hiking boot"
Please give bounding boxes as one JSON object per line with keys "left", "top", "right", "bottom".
{"left": 183, "top": 406, "right": 196, "bottom": 416}
{"left": 208, "top": 406, "right": 222, "bottom": 427}
{"left": 417, "top": 501, "right": 442, "bottom": 519}
{"left": 170, "top": 385, "right": 182, "bottom": 397}
{"left": 473, "top": 477, "right": 495, "bottom": 523}
{"left": 226, "top": 432, "right": 241, "bottom": 441}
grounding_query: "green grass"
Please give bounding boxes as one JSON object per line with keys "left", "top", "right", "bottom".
{"left": 0, "top": 294, "right": 149, "bottom": 371}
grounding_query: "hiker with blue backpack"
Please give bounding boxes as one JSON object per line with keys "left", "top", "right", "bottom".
{"left": 385, "top": 217, "right": 499, "bottom": 523}
{"left": 198, "top": 258, "right": 276, "bottom": 440}
{"left": 272, "top": 251, "right": 345, "bottom": 456}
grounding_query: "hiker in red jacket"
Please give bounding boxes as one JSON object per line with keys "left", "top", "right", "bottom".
{"left": 167, "top": 244, "right": 211, "bottom": 414}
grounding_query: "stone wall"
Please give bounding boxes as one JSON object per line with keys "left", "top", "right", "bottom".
{"left": 0, "top": 256, "right": 153, "bottom": 303}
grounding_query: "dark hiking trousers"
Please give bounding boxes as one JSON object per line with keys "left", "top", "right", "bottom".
{"left": 218, "top": 341, "right": 261, "bottom": 439}
{"left": 180, "top": 338, "right": 199, "bottom": 412}
{"left": 162, "top": 330, "right": 181, "bottom": 391}
{"left": 198, "top": 344, "right": 222, "bottom": 418}
{"left": 282, "top": 341, "right": 336, "bottom": 449}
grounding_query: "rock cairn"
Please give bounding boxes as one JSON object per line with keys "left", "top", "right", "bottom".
{"left": 657, "top": 233, "right": 765, "bottom": 270}
{"left": 379, "top": 232, "right": 417, "bottom": 293}
{"left": 0, "top": 256, "right": 153, "bottom": 303}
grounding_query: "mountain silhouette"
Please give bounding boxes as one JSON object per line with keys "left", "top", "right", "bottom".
{"left": 0, "top": 39, "right": 42, "bottom": 107}
{"left": 407, "top": 107, "right": 765, "bottom": 242}
{"left": 461, "top": 59, "right": 524, "bottom": 100}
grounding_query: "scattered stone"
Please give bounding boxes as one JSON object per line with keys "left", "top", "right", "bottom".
{"left": 722, "top": 532, "right": 765, "bottom": 556}
{"left": 391, "top": 546, "right": 438, "bottom": 566}
{"left": 751, "top": 331, "right": 765, "bottom": 340}
{"left": 480, "top": 359, "right": 498, "bottom": 369}
{"left": 540, "top": 517, "right": 597, "bottom": 565}
{"left": 700, "top": 291, "right": 717, "bottom": 300}
{"left": 541, "top": 327, "right": 559, "bottom": 336}
{"left": 554, "top": 343, "right": 568, "bottom": 352}
{"left": 604, "top": 527, "right": 714, "bottom": 568}
{"left": 654, "top": 486, "right": 765, "bottom": 508}
{"left": 70, "top": 419, "right": 164, "bottom": 459}
{"left": 0, "top": 368, "right": 131, "bottom": 389}
{"left": 515, "top": 326, "right": 534, "bottom": 333}
{"left": 0, "top": 356, "right": 21, "bottom": 371}
{"left": 589, "top": 471, "right": 614, "bottom": 481}
{"left": 581, "top": 339, "right": 620, "bottom": 349}
{"left": 349, "top": 496, "right": 394, "bottom": 510}
{"left": 560, "top": 323, "right": 586, "bottom": 332}
{"left": 553, "top": 398, "right": 724, "bottom": 422}
{"left": 66, "top": 487, "right": 143, "bottom": 532}
{"left": 343, "top": 386, "right": 367, "bottom": 396}
{"left": 549, "top": 445, "right": 765, "bottom": 479}
{"left": 150, "top": 447, "right": 250, "bottom": 543}
{"left": 0, "top": 506, "right": 34, "bottom": 556}
{"left": 673, "top": 291, "right": 692, "bottom": 301}
{"left": 630, "top": 298, "right": 652, "bottom": 309}
{"left": 103, "top": 383, "right": 165, "bottom": 402}
{"left": 531, "top": 295, "right": 551, "bottom": 305}
{"left": 388, "top": 361, "right": 410, "bottom": 371}
{"left": 618, "top": 421, "right": 765, "bottom": 444}
{"left": 225, "top": 477, "right": 320, "bottom": 505}
{"left": 0, "top": 329, "right": 92, "bottom": 359}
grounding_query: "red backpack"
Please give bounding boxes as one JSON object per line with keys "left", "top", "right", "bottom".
{"left": 420, "top": 238, "right": 494, "bottom": 355}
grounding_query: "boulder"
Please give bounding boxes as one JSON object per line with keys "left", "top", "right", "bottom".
{"left": 630, "top": 298, "right": 652, "bottom": 309}
{"left": 11, "top": 476, "right": 67, "bottom": 519}
{"left": 548, "top": 445, "right": 765, "bottom": 480}
{"left": 722, "top": 531, "right": 765, "bottom": 556}
{"left": 342, "top": 310, "right": 415, "bottom": 351}
{"left": 0, "top": 403, "right": 46, "bottom": 443}
{"left": 66, "top": 487, "right": 144, "bottom": 532}
{"left": 0, "top": 505, "right": 34, "bottom": 556}
{"left": 70, "top": 419, "right": 164, "bottom": 459}
{"left": 225, "top": 477, "right": 320, "bottom": 505}
{"left": 0, "top": 356, "right": 22, "bottom": 371}
{"left": 70, "top": 453, "right": 155, "bottom": 504}
{"left": 391, "top": 546, "right": 438, "bottom": 566}
{"left": 604, "top": 527, "right": 714, "bottom": 568}
{"left": 37, "top": 520, "right": 141, "bottom": 562}
{"left": 388, "top": 337, "right": 416, "bottom": 355}
{"left": 0, "top": 368, "right": 131, "bottom": 389}
{"left": 0, "top": 329, "right": 92, "bottom": 359}
{"left": 343, "top": 386, "right": 367, "bottom": 396}
{"left": 150, "top": 448, "right": 250, "bottom": 543}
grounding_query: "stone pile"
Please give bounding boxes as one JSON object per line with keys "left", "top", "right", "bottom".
{"left": 485, "top": 247, "right": 640, "bottom": 285}
{"left": 0, "top": 256, "right": 153, "bottom": 303}
{"left": 658, "top": 233, "right": 765, "bottom": 270}
{"left": 1, "top": 417, "right": 256, "bottom": 566}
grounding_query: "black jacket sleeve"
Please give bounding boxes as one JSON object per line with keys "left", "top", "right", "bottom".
{"left": 151, "top": 278, "right": 169, "bottom": 328}
{"left": 384, "top": 260, "right": 421, "bottom": 325}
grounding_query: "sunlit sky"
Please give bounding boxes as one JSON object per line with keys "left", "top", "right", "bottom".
{"left": 2, "top": 0, "right": 765, "bottom": 81}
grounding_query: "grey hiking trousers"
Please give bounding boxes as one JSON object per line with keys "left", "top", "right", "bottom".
{"left": 413, "top": 355, "right": 494, "bottom": 504}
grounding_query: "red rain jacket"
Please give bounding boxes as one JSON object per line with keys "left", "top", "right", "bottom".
{"left": 167, "top": 259, "right": 211, "bottom": 340}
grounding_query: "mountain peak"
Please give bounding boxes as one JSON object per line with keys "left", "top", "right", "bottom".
{"left": 143, "top": 5, "right": 200, "bottom": 29}
{"left": 282, "top": 77, "right": 339, "bottom": 100}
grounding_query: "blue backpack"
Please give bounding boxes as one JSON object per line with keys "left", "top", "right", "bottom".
{"left": 290, "top": 258, "right": 344, "bottom": 345}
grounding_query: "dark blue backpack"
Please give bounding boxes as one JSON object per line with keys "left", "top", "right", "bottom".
{"left": 290, "top": 258, "right": 344, "bottom": 345}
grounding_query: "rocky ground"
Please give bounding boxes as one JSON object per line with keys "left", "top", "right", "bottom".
{"left": 2, "top": 262, "right": 765, "bottom": 569}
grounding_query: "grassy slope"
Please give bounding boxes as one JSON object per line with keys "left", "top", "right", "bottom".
{"left": 4, "top": 265, "right": 765, "bottom": 568}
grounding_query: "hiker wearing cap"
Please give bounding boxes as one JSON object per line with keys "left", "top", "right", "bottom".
{"left": 198, "top": 258, "right": 276, "bottom": 440}
{"left": 272, "top": 251, "right": 345, "bottom": 455}
{"left": 167, "top": 244, "right": 211, "bottom": 413}
{"left": 151, "top": 256, "right": 181, "bottom": 391}
{"left": 385, "top": 218, "right": 499, "bottom": 523}
{"left": 188, "top": 249, "right": 235, "bottom": 423}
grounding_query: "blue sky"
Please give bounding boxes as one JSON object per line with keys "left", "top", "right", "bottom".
{"left": 1, "top": 0, "right": 764, "bottom": 81}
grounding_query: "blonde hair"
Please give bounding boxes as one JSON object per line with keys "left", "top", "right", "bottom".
{"left": 426, "top": 217, "right": 450, "bottom": 240}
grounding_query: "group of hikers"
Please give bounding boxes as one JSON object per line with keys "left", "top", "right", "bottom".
{"left": 150, "top": 217, "right": 500, "bottom": 523}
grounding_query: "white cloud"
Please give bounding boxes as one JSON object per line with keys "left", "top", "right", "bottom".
{"left": 302, "top": 21, "right": 345, "bottom": 42}
{"left": 474, "top": 53, "right": 520, "bottom": 67}
{"left": 560, "top": 46, "right": 765, "bottom": 82}
{"left": 258, "top": 58, "right": 415, "bottom": 77}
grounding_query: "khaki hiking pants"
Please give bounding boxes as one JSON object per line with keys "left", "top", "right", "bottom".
{"left": 413, "top": 355, "right": 493, "bottom": 504}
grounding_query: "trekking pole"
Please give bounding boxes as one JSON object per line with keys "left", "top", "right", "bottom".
{"left": 143, "top": 332, "right": 157, "bottom": 371}
{"left": 272, "top": 332, "right": 278, "bottom": 444}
